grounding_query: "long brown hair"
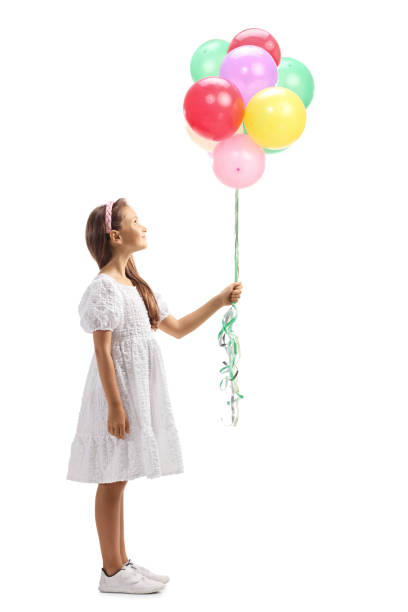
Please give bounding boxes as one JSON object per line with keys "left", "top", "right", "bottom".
{"left": 84, "top": 197, "right": 161, "bottom": 330}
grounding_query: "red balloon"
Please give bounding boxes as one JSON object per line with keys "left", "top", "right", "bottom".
{"left": 183, "top": 77, "right": 245, "bottom": 141}
{"left": 228, "top": 28, "right": 281, "bottom": 67}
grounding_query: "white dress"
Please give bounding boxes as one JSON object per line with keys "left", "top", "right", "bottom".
{"left": 66, "top": 273, "right": 184, "bottom": 484}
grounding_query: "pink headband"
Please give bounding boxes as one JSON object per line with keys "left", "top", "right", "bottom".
{"left": 105, "top": 200, "right": 114, "bottom": 234}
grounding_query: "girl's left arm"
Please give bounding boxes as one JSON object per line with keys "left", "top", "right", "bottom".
{"left": 159, "top": 282, "right": 243, "bottom": 339}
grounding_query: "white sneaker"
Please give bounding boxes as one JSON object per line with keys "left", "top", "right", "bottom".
{"left": 125, "top": 558, "right": 170, "bottom": 583}
{"left": 98, "top": 563, "right": 165, "bottom": 594}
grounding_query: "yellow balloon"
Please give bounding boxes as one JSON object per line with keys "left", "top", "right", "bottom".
{"left": 244, "top": 86, "right": 306, "bottom": 149}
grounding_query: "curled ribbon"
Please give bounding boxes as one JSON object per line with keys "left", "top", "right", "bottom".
{"left": 217, "top": 188, "right": 244, "bottom": 426}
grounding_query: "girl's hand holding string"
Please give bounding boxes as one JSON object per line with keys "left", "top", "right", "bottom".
{"left": 218, "top": 281, "right": 243, "bottom": 307}
{"left": 107, "top": 402, "right": 130, "bottom": 439}
{"left": 151, "top": 281, "right": 243, "bottom": 340}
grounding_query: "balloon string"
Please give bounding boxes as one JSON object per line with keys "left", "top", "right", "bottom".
{"left": 217, "top": 188, "right": 244, "bottom": 426}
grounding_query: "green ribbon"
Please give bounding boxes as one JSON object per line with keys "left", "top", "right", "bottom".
{"left": 217, "top": 188, "right": 244, "bottom": 426}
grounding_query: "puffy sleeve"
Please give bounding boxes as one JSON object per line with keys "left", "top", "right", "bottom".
{"left": 78, "top": 277, "right": 122, "bottom": 333}
{"left": 154, "top": 290, "right": 170, "bottom": 322}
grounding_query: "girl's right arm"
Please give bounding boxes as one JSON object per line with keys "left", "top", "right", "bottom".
{"left": 93, "top": 330, "right": 129, "bottom": 440}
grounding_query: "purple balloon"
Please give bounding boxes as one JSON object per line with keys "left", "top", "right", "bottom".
{"left": 219, "top": 45, "right": 278, "bottom": 106}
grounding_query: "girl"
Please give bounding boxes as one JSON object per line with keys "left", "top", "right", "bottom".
{"left": 66, "top": 197, "right": 243, "bottom": 595}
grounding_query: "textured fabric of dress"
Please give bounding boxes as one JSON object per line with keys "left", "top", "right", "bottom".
{"left": 66, "top": 273, "right": 184, "bottom": 484}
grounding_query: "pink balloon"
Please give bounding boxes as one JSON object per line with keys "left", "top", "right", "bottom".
{"left": 219, "top": 45, "right": 278, "bottom": 106}
{"left": 212, "top": 134, "right": 266, "bottom": 188}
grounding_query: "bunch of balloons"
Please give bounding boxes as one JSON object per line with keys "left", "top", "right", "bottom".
{"left": 183, "top": 28, "right": 314, "bottom": 426}
{"left": 183, "top": 27, "right": 314, "bottom": 189}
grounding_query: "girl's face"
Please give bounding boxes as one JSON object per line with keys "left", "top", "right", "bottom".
{"left": 119, "top": 206, "right": 147, "bottom": 252}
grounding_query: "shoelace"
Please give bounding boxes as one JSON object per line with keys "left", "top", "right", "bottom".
{"left": 124, "top": 561, "right": 144, "bottom": 582}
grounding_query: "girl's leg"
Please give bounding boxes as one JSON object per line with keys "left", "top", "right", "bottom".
{"left": 95, "top": 480, "right": 128, "bottom": 575}
{"left": 119, "top": 488, "right": 129, "bottom": 565}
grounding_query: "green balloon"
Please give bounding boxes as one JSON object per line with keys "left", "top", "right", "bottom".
{"left": 190, "top": 39, "right": 229, "bottom": 82}
{"left": 277, "top": 57, "right": 314, "bottom": 108}
{"left": 265, "top": 147, "right": 288, "bottom": 155}
{"left": 242, "top": 121, "right": 288, "bottom": 154}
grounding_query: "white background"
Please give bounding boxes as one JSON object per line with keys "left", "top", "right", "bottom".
{"left": 1, "top": 1, "right": 407, "bottom": 610}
